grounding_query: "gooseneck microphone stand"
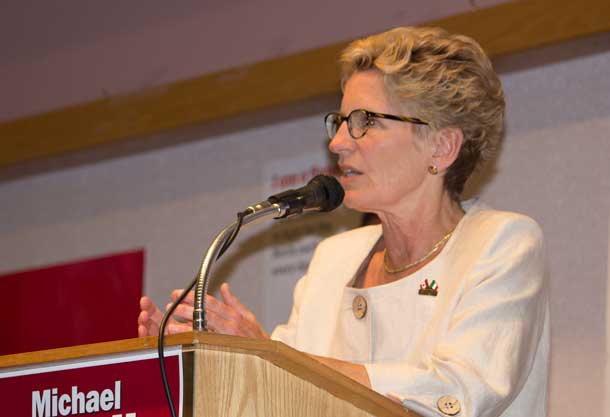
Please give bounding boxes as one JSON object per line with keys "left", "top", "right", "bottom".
{"left": 192, "top": 200, "right": 288, "bottom": 331}
{"left": 157, "top": 200, "right": 288, "bottom": 417}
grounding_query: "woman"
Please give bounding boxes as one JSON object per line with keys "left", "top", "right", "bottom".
{"left": 139, "top": 26, "right": 549, "bottom": 417}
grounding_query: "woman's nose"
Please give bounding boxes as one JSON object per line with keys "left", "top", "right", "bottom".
{"left": 328, "top": 122, "right": 355, "bottom": 155}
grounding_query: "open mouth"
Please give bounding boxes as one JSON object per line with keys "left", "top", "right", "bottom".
{"left": 341, "top": 168, "right": 362, "bottom": 177}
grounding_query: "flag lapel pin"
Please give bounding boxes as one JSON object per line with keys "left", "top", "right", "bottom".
{"left": 418, "top": 279, "right": 438, "bottom": 296}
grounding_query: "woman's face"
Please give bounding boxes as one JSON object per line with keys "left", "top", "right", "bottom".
{"left": 328, "top": 70, "right": 432, "bottom": 213}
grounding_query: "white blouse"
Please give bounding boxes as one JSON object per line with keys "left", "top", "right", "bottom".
{"left": 330, "top": 253, "right": 448, "bottom": 364}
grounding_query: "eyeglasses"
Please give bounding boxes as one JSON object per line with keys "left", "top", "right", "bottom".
{"left": 324, "top": 109, "right": 428, "bottom": 140}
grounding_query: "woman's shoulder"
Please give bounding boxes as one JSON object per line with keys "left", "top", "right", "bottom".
{"left": 465, "top": 198, "right": 541, "bottom": 228}
{"left": 450, "top": 199, "right": 548, "bottom": 293}
{"left": 458, "top": 199, "right": 544, "bottom": 252}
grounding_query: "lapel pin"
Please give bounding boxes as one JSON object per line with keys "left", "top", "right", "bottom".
{"left": 418, "top": 279, "right": 438, "bottom": 296}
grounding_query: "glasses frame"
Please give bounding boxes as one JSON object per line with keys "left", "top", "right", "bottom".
{"left": 325, "top": 108, "right": 429, "bottom": 140}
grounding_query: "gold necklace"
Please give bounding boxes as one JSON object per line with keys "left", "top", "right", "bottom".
{"left": 383, "top": 229, "right": 455, "bottom": 274}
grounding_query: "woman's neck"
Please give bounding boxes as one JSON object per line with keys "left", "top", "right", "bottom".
{"left": 376, "top": 191, "right": 464, "bottom": 275}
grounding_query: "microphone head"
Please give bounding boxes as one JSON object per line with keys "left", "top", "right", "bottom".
{"left": 305, "top": 175, "right": 344, "bottom": 212}
{"left": 267, "top": 174, "right": 344, "bottom": 218}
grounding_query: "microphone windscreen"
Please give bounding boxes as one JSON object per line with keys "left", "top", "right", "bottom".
{"left": 306, "top": 175, "right": 344, "bottom": 212}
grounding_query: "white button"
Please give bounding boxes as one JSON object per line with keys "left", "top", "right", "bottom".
{"left": 352, "top": 295, "right": 367, "bottom": 319}
{"left": 437, "top": 395, "right": 461, "bottom": 415}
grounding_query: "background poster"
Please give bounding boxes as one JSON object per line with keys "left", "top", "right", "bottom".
{"left": 0, "top": 250, "right": 144, "bottom": 355}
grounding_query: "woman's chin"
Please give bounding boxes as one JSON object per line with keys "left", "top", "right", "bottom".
{"left": 342, "top": 190, "right": 373, "bottom": 213}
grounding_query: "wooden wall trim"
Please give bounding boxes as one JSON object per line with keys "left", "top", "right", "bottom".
{"left": 1, "top": 0, "right": 609, "bottom": 170}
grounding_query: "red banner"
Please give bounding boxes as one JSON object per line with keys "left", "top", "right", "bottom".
{"left": 0, "top": 250, "right": 144, "bottom": 355}
{"left": 0, "top": 348, "right": 182, "bottom": 417}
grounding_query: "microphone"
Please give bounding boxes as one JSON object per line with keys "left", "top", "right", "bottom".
{"left": 244, "top": 175, "right": 345, "bottom": 220}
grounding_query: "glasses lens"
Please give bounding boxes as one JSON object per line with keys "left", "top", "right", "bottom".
{"left": 325, "top": 113, "right": 341, "bottom": 139}
{"left": 348, "top": 110, "right": 369, "bottom": 139}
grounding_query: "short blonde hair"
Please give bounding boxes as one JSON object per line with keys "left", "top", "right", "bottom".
{"left": 340, "top": 26, "right": 505, "bottom": 200}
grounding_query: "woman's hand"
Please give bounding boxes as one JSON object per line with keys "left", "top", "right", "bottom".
{"left": 137, "top": 291, "right": 195, "bottom": 336}
{"left": 139, "top": 283, "right": 269, "bottom": 339}
{"left": 137, "top": 295, "right": 173, "bottom": 336}
{"left": 202, "top": 283, "right": 270, "bottom": 339}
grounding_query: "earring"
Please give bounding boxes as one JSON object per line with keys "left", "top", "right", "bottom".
{"left": 428, "top": 165, "right": 438, "bottom": 175}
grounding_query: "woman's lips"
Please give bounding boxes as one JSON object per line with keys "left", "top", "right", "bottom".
{"left": 337, "top": 168, "right": 363, "bottom": 187}
{"left": 339, "top": 166, "right": 363, "bottom": 177}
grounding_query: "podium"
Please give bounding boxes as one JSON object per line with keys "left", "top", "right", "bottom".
{"left": 0, "top": 332, "right": 415, "bottom": 417}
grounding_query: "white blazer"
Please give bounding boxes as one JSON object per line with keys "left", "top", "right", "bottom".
{"left": 272, "top": 200, "right": 549, "bottom": 417}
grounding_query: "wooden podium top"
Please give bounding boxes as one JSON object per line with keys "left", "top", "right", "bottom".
{"left": 0, "top": 332, "right": 414, "bottom": 417}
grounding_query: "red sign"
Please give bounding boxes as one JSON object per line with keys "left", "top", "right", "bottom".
{"left": 0, "top": 348, "right": 183, "bottom": 417}
{"left": 0, "top": 250, "right": 144, "bottom": 355}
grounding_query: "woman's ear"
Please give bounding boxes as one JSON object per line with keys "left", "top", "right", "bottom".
{"left": 431, "top": 127, "right": 464, "bottom": 173}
